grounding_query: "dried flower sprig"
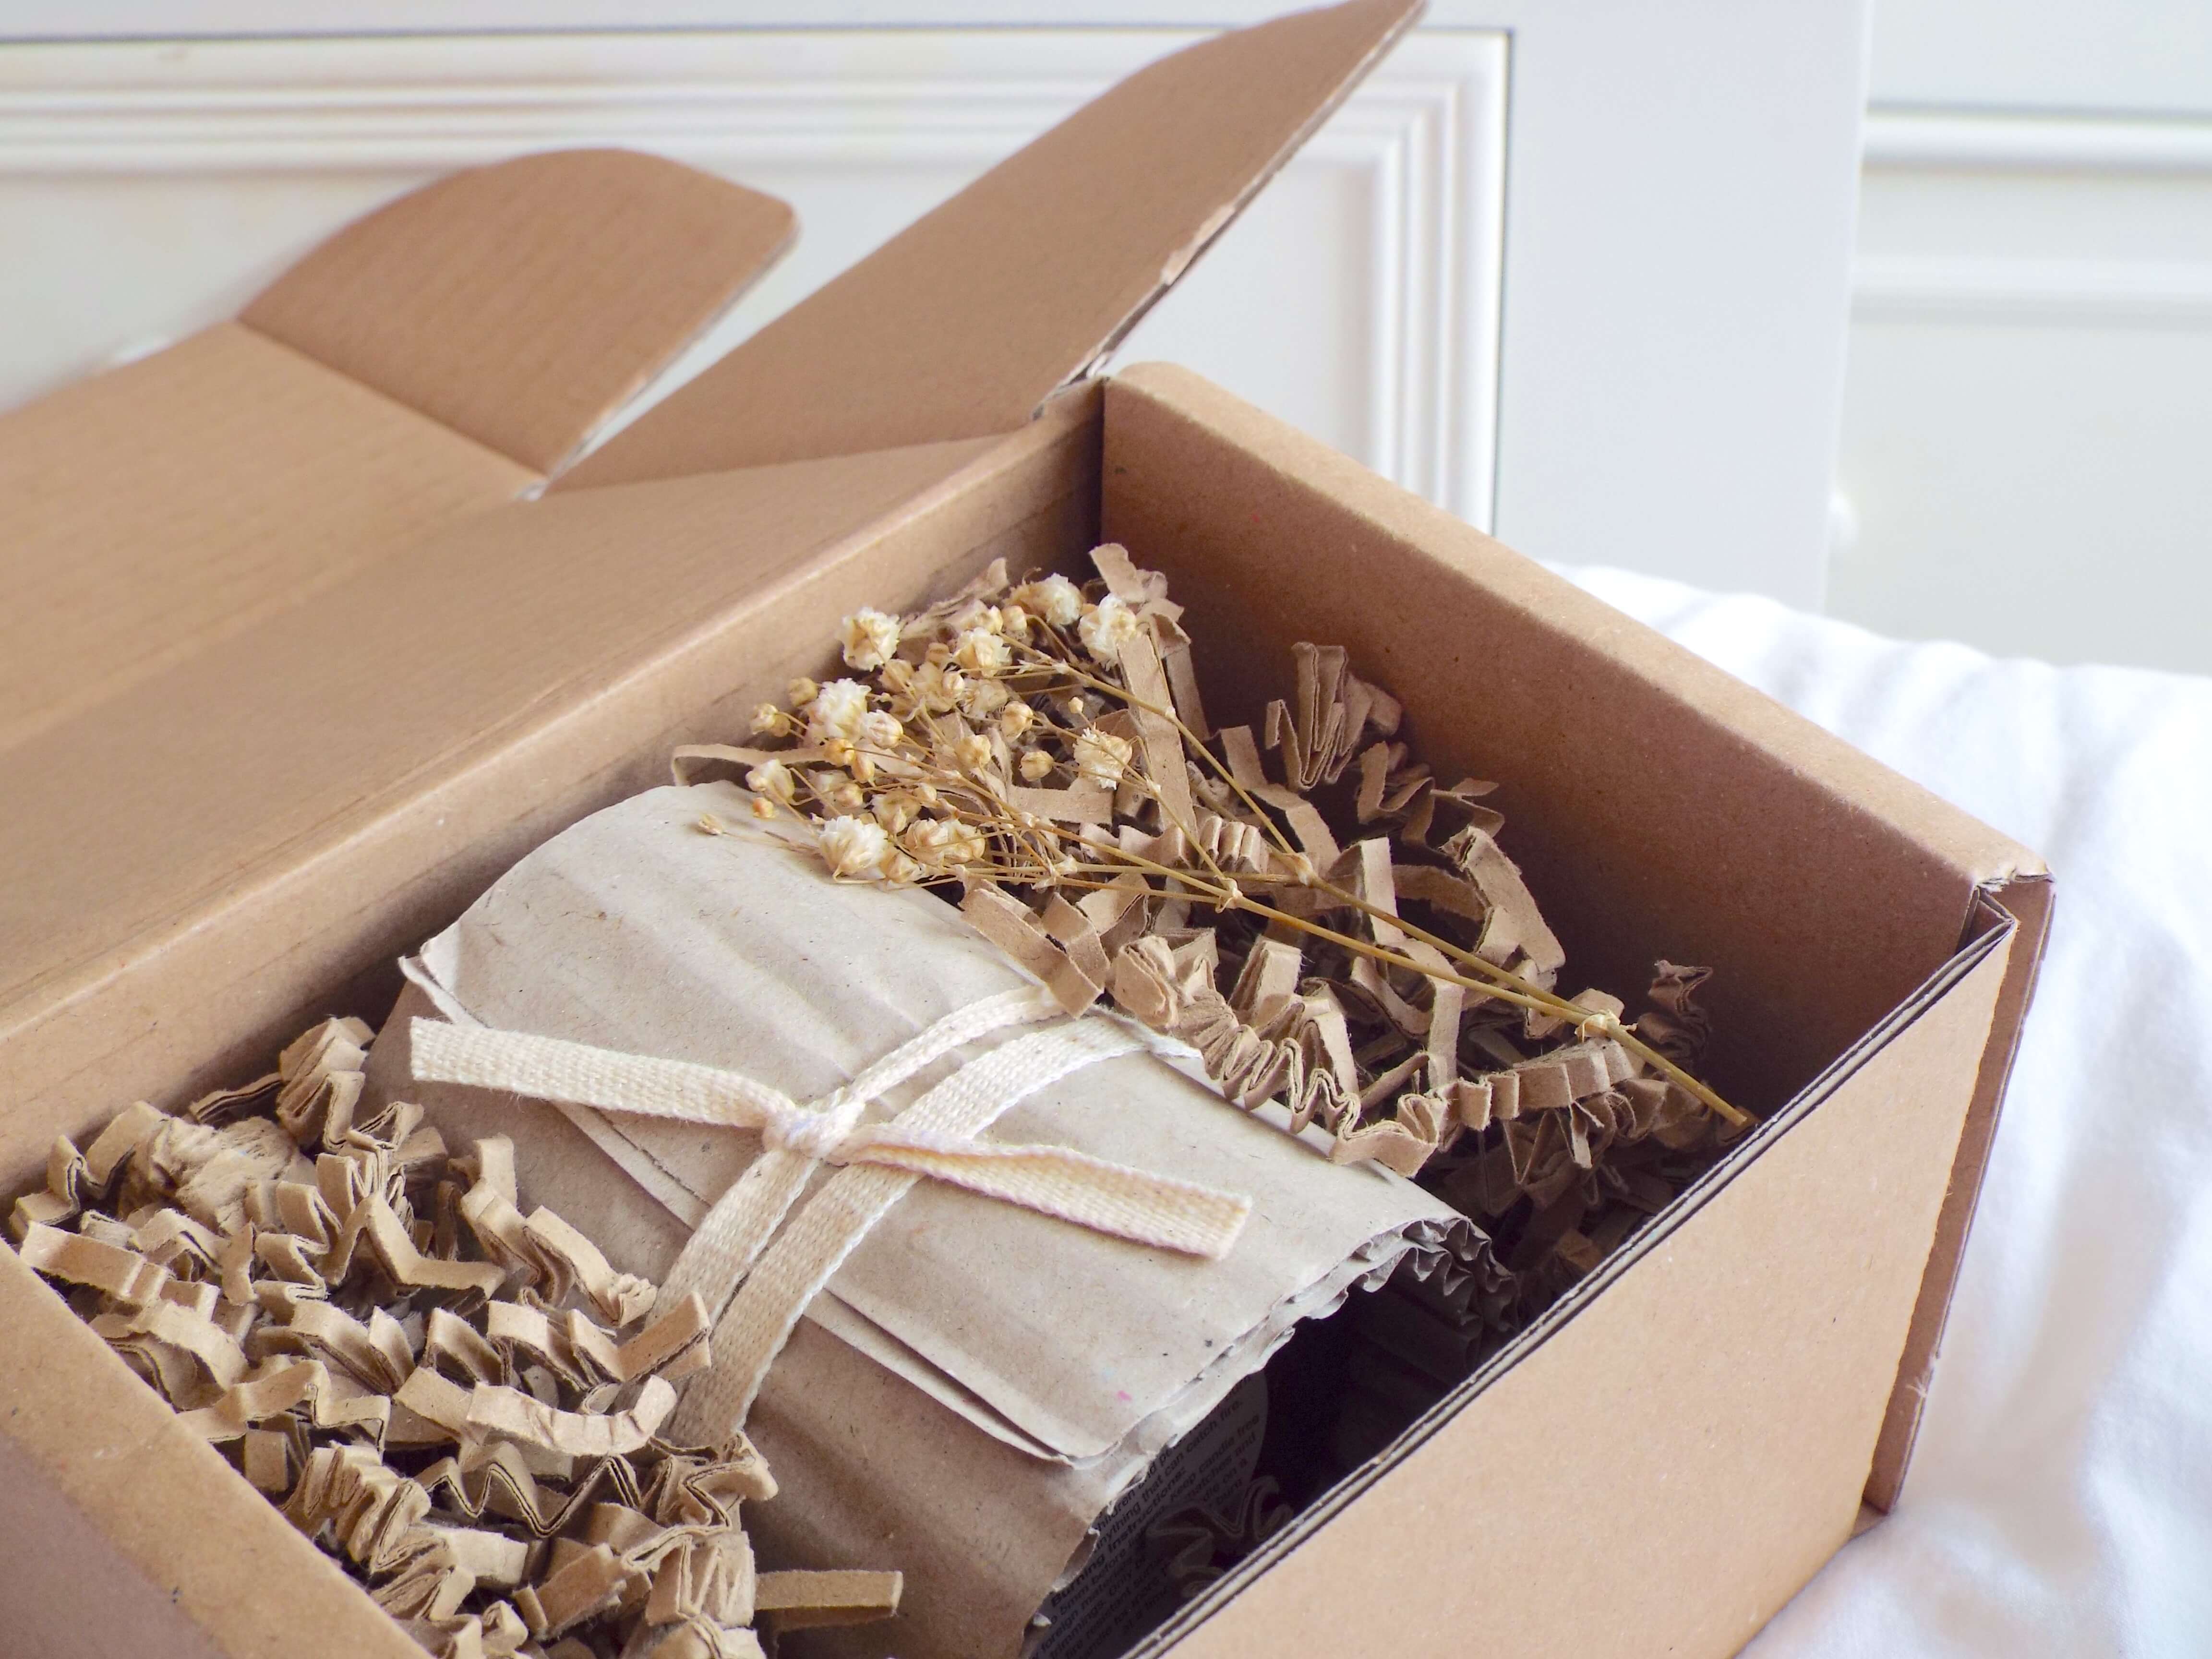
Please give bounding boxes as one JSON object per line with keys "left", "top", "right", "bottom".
{"left": 681, "top": 547, "right": 1748, "bottom": 1291}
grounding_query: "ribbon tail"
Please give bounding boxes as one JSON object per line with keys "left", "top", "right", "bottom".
{"left": 409, "top": 1018, "right": 787, "bottom": 1129}
{"left": 849, "top": 1140, "right": 1252, "bottom": 1260}
{"left": 658, "top": 1149, "right": 816, "bottom": 1321}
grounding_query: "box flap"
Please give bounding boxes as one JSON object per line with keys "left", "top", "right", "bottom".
{"left": 0, "top": 323, "right": 532, "bottom": 755}
{"left": 0, "top": 149, "right": 792, "bottom": 757}
{"left": 559, "top": 0, "right": 1420, "bottom": 491}
{"left": 241, "top": 148, "right": 796, "bottom": 475}
{"left": 1865, "top": 873, "right": 2055, "bottom": 1508}
{"left": 0, "top": 414, "right": 1094, "bottom": 1142}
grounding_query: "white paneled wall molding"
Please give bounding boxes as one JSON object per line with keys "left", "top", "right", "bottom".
{"left": 1857, "top": 108, "right": 2212, "bottom": 326}
{"left": 0, "top": 6, "right": 1873, "bottom": 603}
{"left": 1864, "top": 109, "right": 2212, "bottom": 173}
{"left": 0, "top": 30, "right": 1506, "bottom": 526}
{"left": 1852, "top": 257, "right": 2212, "bottom": 327}
{"left": 1835, "top": 103, "right": 2212, "bottom": 673}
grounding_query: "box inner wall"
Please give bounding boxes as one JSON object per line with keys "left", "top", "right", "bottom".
{"left": 1097, "top": 371, "right": 1983, "bottom": 1113}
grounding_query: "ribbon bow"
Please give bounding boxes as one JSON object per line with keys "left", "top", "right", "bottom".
{"left": 408, "top": 986, "right": 1251, "bottom": 1440}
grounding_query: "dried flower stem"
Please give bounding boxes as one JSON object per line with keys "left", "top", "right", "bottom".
{"left": 731, "top": 551, "right": 1749, "bottom": 1211}
{"left": 1014, "top": 650, "right": 1750, "bottom": 1129}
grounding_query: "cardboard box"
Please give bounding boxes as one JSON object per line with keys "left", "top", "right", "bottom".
{"left": 0, "top": 3, "right": 2047, "bottom": 1655}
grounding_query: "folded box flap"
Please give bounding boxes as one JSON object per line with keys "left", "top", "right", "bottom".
{"left": 0, "top": 323, "right": 536, "bottom": 757}
{"left": 242, "top": 147, "right": 796, "bottom": 474}
{"left": 1, "top": 149, "right": 792, "bottom": 761}
{"left": 559, "top": 0, "right": 1420, "bottom": 491}
{"left": 0, "top": 430, "right": 1018, "bottom": 1046}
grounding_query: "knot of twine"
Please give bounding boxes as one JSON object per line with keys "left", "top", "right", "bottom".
{"left": 759, "top": 1092, "right": 867, "bottom": 1161}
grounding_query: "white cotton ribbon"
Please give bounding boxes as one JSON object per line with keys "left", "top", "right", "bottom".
{"left": 407, "top": 993, "right": 1253, "bottom": 1439}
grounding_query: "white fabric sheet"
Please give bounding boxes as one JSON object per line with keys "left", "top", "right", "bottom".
{"left": 1554, "top": 565, "right": 2212, "bottom": 1657}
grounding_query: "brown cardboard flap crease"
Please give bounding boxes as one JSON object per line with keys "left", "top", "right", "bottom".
{"left": 0, "top": 4, "right": 2045, "bottom": 1656}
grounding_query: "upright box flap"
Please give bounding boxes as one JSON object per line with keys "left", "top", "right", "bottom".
{"left": 561, "top": 0, "right": 1420, "bottom": 491}
{"left": 0, "top": 324, "right": 534, "bottom": 755}
{"left": 241, "top": 148, "right": 796, "bottom": 475}
{"left": 5, "top": 6, "right": 1432, "bottom": 1141}
{"left": 0, "top": 149, "right": 792, "bottom": 755}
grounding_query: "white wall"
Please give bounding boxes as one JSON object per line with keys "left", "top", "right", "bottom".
{"left": 0, "top": 2, "right": 1869, "bottom": 611}
{"left": 1833, "top": 0, "right": 2212, "bottom": 675}
{"left": 0, "top": 27, "right": 1511, "bottom": 529}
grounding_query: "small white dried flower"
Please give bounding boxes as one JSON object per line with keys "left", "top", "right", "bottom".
{"left": 999, "top": 603, "right": 1034, "bottom": 645}
{"left": 947, "top": 600, "right": 999, "bottom": 637}
{"left": 999, "top": 701, "right": 1037, "bottom": 742}
{"left": 745, "top": 759, "right": 797, "bottom": 804}
{"left": 905, "top": 817, "right": 987, "bottom": 871}
{"left": 750, "top": 702, "right": 787, "bottom": 736}
{"left": 1019, "top": 748, "right": 1055, "bottom": 782}
{"left": 818, "top": 816, "right": 895, "bottom": 881}
{"left": 839, "top": 608, "right": 902, "bottom": 672}
{"left": 960, "top": 677, "right": 1010, "bottom": 720}
{"left": 1015, "top": 575, "right": 1084, "bottom": 628}
{"left": 750, "top": 796, "right": 778, "bottom": 820}
{"left": 858, "top": 709, "right": 905, "bottom": 753}
{"left": 1073, "top": 727, "right": 1134, "bottom": 786}
{"left": 951, "top": 731, "right": 995, "bottom": 775}
{"left": 873, "top": 791, "right": 923, "bottom": 835}
{"left": 1078, "top": 596, "right": 1143, "bottom": 664}
{"left": 787, "top": 677, "right": 819, "bottom": 709}
{"left": 805, "top": 678, "right": 872, "bottom": 746}
{"left": 906, "top": 661, "right": 966, "bottom": 715}
{"left": 954, "top": 628, "right": 1012, "bottom": 677}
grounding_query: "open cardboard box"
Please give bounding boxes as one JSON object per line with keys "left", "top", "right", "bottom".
{"left": 0, "top": 2, "right": 2048, "bottom": 1655}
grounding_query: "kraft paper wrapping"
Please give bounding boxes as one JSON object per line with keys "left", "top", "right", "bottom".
{"left": 362, "top": 782, "right": 1479, "bottom": 1659}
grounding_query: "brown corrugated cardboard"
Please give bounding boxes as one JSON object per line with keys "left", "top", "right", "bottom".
{"left": 0, "top": 4, "right": 2047, "bottom": 1654}
{"left": 1091, "top": 365, "right": 2048, "bottom": 1652}
{"left": 1146, "top": 920, "right": 2016, "bottom": 1659}
{"left": 561, "top": 0, "right": 1417, "bottom": 488}
{"left": 0, "top": 320, "right": 529, "bottom": 754}
{"left": 1867, "top": 870, "right": 2054, "bottom": 1511}
{"left": 0, "top": 148, "right": 790, "bottom": 757}
{"left": 241, "top": 148, "right": 796, "bottom": 476}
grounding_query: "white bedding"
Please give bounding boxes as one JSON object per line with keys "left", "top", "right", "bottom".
{"left": 1555, "top": 565, "right": 2212, "bottom": 1657}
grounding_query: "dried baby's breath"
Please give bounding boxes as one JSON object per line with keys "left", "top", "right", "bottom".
{"left": 838, "top": 607, "right": 902, "bottom": 673}
{"left": 697, "top": 546, "right": 1753, "bottom": 1308}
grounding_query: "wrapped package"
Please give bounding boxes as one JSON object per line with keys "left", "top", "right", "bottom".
{"left": 362, "top": 781, "right": 1480, "bottom": 1659}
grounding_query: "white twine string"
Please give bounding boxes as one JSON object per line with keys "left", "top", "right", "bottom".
{"left": 408, "top": 996, "right": 1252, "bottom": 1442}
